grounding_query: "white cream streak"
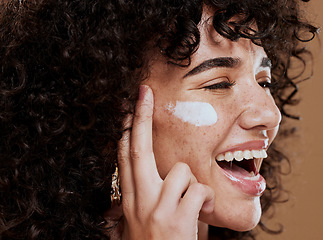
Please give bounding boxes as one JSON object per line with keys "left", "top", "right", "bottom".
{"left": 166, "top": 101, "right": 218, "bottom": 126}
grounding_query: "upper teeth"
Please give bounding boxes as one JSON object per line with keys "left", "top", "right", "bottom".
{"left": 216, "top": 149, "right": 267, "bottom": 162}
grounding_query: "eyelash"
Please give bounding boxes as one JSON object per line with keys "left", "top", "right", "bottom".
{"left": 203, "top": 81, "right": 236, "bottom": 90}
{"left": 258, "top": 78, "right": 274, "bottom": 89}
{"left": 202, "top": 78, "right": 274, "bottom": 91}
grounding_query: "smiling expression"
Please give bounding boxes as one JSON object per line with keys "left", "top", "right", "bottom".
{"left": 143, "top": 11, "right": 281, "bottom": 231}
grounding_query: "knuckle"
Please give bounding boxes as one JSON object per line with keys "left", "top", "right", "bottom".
{"left": 150, "top": 209, "right": 164, "bottom": 225}
{"left": 117, "top": 153, "right": 128, "bottom": 165}
{"left": 134, "top": 109, "right": 152, "bottom": 122}
{"left": 118, "top": 132, "right": 130, "bottom": 150}
{"left": 130, "top": 148, "right": 141, "bottom": 160}
{"left": 189, "top": 182, "right": 207, "bottom": 196}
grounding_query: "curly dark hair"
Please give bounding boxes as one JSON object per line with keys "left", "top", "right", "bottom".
{"left": 0, "top": 0, "right": 317, "bottom": 239}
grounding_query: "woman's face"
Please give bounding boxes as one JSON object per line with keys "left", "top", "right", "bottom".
{"left": 143, "top": 13, "right": 281, "bottom": 231}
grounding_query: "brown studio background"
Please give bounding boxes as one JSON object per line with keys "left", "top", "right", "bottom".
{"left": 259, "top": 1, "right": 323, "bottom": 240}
{"left": 1, "top": 1, "right": 320, "bottom": 239}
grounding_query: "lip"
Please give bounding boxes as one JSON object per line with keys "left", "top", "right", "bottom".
{"left": 216, "top": 140, "right": 268, "bottom": 196}
{"left": 220, "top": 167, "right": 266, "bottom": 196}
{"left": 218, "top": 140, "right": 269, "bottom": 155}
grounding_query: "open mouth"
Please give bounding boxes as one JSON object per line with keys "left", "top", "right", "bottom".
{"left": 217, "top": 158, "right": 258, "bottom": 177}
{"left": 215, "top": 149, "right": 267, "bottom": 195}
{"left": 215, "top": 149, "right": 267, "bottom": 177}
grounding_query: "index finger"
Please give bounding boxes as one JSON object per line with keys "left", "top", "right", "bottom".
{"left": 130, "top": 85, "right": 161, "bottom": 186}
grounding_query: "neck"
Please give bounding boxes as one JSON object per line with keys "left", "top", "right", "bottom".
{"left": 198, "top": 221, "right": 208, "bottom": 240}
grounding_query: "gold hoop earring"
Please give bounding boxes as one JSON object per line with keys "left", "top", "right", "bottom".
{"left": 111, "top": 163, "right": 121, "bottom": 206}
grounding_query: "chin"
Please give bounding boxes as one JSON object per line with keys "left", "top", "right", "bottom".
{"left": 228, "top": 210, "right": 261, "bottom": 232}
{"left": 200, "top": 198, "right": 262, "bottom": 232}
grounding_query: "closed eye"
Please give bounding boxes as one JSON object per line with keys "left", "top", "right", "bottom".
{"left": 203, "top": 81, "right": 236, "bottom": 90}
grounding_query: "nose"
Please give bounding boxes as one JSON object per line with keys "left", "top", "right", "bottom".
{"left": 237, "top": 84, "right": 282, "bottom": 131}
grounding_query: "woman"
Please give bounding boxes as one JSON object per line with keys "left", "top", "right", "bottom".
{"left": 0, "top": 0, "right": 317, "bottom": 239}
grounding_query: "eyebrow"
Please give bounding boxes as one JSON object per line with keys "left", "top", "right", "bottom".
{"left": 183, "top": 57, "right": 242, "bottom": 78}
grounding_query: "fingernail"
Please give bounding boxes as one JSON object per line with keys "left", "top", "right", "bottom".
{"left": 139, "top": 85, "right": 147, "bottom": 100}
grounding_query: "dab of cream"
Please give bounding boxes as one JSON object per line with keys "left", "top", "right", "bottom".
{"left": 166, "top": 101, "right": 218, "bottom": 127}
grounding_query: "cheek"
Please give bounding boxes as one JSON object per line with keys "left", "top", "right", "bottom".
{"left": 167, "top": 101, "right": 218, "bottom": 127}
{"left": 152, "top": 101, "right": 220, "bottom": 178}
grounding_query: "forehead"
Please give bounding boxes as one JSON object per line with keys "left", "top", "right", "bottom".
{"left": 147, "top": 11, "right": 268, "bottom": 81}
{"left": 197, "top": 23, "right": 266, "bottom": 62}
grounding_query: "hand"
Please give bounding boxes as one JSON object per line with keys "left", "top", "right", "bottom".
{"left": 118, "top": 85, "right": 215, "bottom": 240}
